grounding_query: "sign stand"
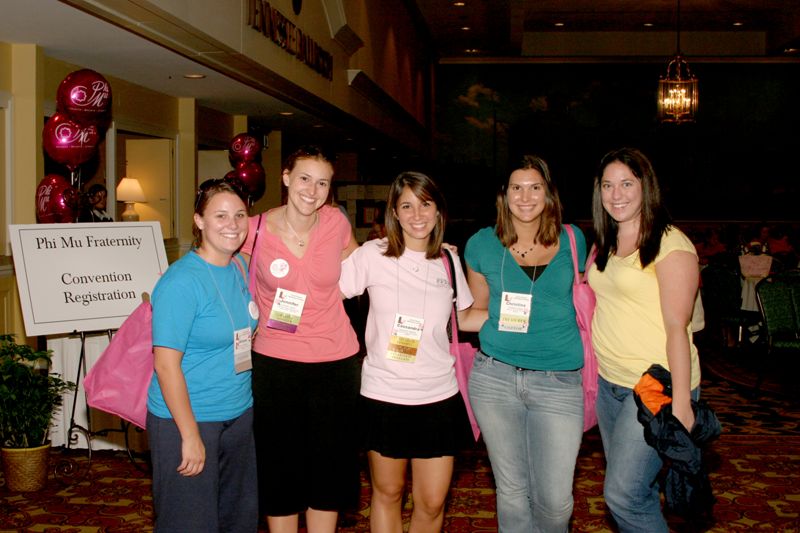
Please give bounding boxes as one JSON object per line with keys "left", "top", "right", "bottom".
{"left": 63, "top": 330, "right": 142, "bottom": 467}
{"left": 9, "top": 222, "right": 167, "bottom": 477}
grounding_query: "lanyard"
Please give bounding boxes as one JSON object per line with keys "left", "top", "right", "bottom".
{"left": 205, "top": 259, "right": 249, "bottom": 331}
{"left": 396, "top": 255, "right": 430, "bottom": 318}
{"left": 500, "top": 247, "right": 537, "bottom": 296}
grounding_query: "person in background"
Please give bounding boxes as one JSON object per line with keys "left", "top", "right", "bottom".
{"left": 147, "top": 178, "right": 258, "bottom": 532}
{"left": 78, "top": 183, "right": 114, "bottom": 222}
{"left": 329, "top": 189, "right": 351, "bottom": 225}
{"left": 464, "top": 155, "right": 587, "bottom": 533}
{"left": 692, "top": 228, "right": 723, "bottom": 265}
{"left": 242, "top": 145, "right": 361, "bottom": 533}
{"left": 588, "top": 147, "right": 701, "bottom": 532}
{"left": 340, "top": 171, "right": 486, "bottom": 533}
{"left": 367, "top": 205, "right": 387, "bottom": 240}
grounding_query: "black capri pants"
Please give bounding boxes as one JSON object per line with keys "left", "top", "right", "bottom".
{"left": 251, "top": 352, "right": 361, "bottom": 516}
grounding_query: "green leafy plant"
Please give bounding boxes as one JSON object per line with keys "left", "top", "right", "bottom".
{"left": 0, "top": 334, "right": 75, "bottom": 448}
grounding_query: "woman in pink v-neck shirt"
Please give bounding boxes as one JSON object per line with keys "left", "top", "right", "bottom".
{"left": 241, "top": 145, "right": 360, "bottom": 533}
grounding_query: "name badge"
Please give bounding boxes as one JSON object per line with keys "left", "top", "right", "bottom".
{"left": 266, "top": 288, "right": 307, "bottom": 333}
{"left": 386, "top": 313, "right": 424, "bottom": 363}
{"left": 234, "top": 327, "right": 253, "bottom": 373}
{"left": 498, "top": 291, "right": 532, "bottom": 333}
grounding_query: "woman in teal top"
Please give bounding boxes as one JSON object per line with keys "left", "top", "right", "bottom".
{"left": 464, "top": 155, "right": 586, "bottom": 533}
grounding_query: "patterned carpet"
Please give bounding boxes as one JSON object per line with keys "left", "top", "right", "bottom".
{"left": 2, "top": 353, "right": 799, "bottom": 532}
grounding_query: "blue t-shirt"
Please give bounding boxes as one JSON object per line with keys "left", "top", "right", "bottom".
{"left": 464, "top": 225, "right": 586, "bottom": 370}
{"left": 147, "top": 251, "right": 256, "bottom": 421}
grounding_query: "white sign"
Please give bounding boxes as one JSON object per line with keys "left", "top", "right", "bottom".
{"left": 9, "top": 222, "right": 169, "bottom": 336}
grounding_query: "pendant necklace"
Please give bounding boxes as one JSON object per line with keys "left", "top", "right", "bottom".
{"left": 511, "top": 243, "right": 536, "bottom": 258}
{"left": 284, "top": 209, "right": 317, "bottom": 247}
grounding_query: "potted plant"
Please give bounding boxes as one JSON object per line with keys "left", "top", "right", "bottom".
{"left": 0, "top": 334, "right": 75, "bottom": 491}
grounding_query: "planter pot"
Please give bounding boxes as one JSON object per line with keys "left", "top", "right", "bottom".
{"left": 1, "top": 443, "right": 51, "bottom": 492}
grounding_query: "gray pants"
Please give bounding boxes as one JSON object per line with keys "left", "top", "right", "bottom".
{"left": 147, "top": 407, "right": 257, "bottom": 533}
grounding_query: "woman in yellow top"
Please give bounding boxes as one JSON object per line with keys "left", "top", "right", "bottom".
{"left": 587, "top": 147, "right": 701, "bottom": 533}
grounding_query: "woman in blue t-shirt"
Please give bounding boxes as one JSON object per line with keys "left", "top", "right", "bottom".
{"left": 464, "top": 155, "right": 586, "bottom": 533}
{"left": 147, "top": 178, "right": 258, "bottom": 532}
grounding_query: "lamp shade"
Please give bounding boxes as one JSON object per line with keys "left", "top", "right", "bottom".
{"left": 116, "top": 177, "right": 146, "bottom": 203}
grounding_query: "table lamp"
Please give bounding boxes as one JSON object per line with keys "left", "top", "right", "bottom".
{"left": 116, "top": 177, "right": 146, "bottom": 221}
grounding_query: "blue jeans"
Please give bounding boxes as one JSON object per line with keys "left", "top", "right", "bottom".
{"left": 596, "top": 376, "right": 700, "bottom": 533}
{"left": 468, "top": 351, "right": 583, "bottom": 533}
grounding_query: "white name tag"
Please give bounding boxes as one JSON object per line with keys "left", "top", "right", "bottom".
{"left": 233, "top": 327, "right": 253, "bottom": 373}
{"left": 266, "top": 288, "right": 307, "bottom": 333}
{"left": 498, "top": 291, "right": 532, "bottom": 333}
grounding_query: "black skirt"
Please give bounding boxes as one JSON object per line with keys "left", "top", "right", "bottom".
{"left": 360, "top": 392, "right": 473, "bottom": 459}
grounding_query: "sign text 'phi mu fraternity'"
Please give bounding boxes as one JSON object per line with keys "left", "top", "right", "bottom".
{"left": 9, "top": 222, "right": 169, "bottom": 336}
{"left": 247, "top": 0, "right": 333, "bottom": 80}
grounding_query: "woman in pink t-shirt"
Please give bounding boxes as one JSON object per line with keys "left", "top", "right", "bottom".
{"left": 242, "top": 145, "right": 360, "bottom": 533}
{"left": 340, "top": 172, "right": 486, "bottom": 533}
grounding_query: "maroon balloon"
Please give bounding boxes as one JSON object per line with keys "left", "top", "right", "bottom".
{"left": 42, "top": 113, "right": 100, "bottom": 171}
{"left": 235, "top": 161, "right": 266, "bottom": 203}
{"left": 36, "top": 174, "right": 79, "bottom": 223}
{"left": 56, "top": 69, "right": 112, "bottom": 128}
{"left": 228, "top": 133, "right": 262, "bottom": 165}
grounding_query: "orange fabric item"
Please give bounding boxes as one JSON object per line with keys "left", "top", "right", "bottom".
{"left": 633, "top": 373, "right": 672, "bottom": 416}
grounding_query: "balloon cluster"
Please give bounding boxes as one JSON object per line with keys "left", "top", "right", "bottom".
{"left": 224, "top": 133, "right": 266, "bottom": 205}
{"left": 37, "top": 69, "right": 112, "bottom": 222}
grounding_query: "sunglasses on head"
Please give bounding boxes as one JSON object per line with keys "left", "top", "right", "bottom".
{"left": 195, "top": 176, "right": 247, "bottom": 210}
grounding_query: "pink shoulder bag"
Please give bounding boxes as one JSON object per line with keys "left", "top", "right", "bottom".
{"left": 84, "top": 256, "right": 249, "bottom": 429}
{"left": 84, "top": 299, "right": 153, "bottom": 429}
{"left": 442, "top": 249, "right": 481, "bottom": 441}
{"left": 564, "top": 225, "right": 599, "bottom": 432}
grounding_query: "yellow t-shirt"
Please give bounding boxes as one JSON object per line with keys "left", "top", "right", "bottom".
{"left": 587, "top": 227, "right": 702, "bottom": 389}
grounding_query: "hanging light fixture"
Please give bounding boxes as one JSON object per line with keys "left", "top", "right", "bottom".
{"left": 657, "top": 0, "right": 698, "bottom": 123}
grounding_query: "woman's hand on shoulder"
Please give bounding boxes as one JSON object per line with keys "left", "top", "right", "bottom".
{"left": 442, "top": 243, "right": 459, "bottom": 255}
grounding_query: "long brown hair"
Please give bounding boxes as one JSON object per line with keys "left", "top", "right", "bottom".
{"left": 495, "top": 154, "right": 563, "bottom": 247}
{"left": 384, "top": 171, "right": 447, "bottom": 259}
{"left": 592, "top": 147, "right": 671, "bottom": 271}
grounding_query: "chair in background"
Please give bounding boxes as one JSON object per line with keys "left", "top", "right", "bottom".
{"left": 701, "top": 263, "right": 761, "bottom": 348}
{"left": 754, "top": 274, "right": 800, "bottom": 393}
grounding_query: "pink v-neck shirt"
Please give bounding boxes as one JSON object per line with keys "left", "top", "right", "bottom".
{"left": 243, "top": 205, "right": 359, "bottom": 362}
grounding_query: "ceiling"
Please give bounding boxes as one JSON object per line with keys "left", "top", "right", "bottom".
{"left": 413, "top": 0, "right": 800, "bottom": 60}
{"left": 0, "top": 0, "right": 350, "bottom": 149}
{"left": 1, "top": 0, "right": 798, "bottom": 157}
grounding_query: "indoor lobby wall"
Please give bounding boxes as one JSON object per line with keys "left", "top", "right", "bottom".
{"left": 0, "top": 47, "right": 221, "bottom": 339}
{"left": 130, "top": 0, "right": 433, "bottom": 150}
{"left": 343, "top": 0, "right": 430, "bottom": 126}
{"left": 433, "top": 61, "right": 800, "bottom": 229}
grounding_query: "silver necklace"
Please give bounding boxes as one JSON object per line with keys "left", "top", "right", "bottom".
{"left": 284, "top": 209, "right": 317, "bottom": 247}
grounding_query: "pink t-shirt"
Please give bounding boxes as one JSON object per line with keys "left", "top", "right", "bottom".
{"left": 340, "top": 239, "right": 474, "bottom": 405}
{"left": 242, "top": 205, "right": 359, "bottom": 362}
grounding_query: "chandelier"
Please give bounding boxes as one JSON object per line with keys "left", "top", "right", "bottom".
{"left": 657, "top": 0, "right": 698, "bottom": 123}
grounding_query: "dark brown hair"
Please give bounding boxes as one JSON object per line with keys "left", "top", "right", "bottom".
{"left": 495, "top": 154, "right": 563, "bottom": 247}
{"left": 592, "top": 147, "right": 671, "bottom": 271}
{"left": 384, "top": 171, "right": 447, "bottom": 259}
